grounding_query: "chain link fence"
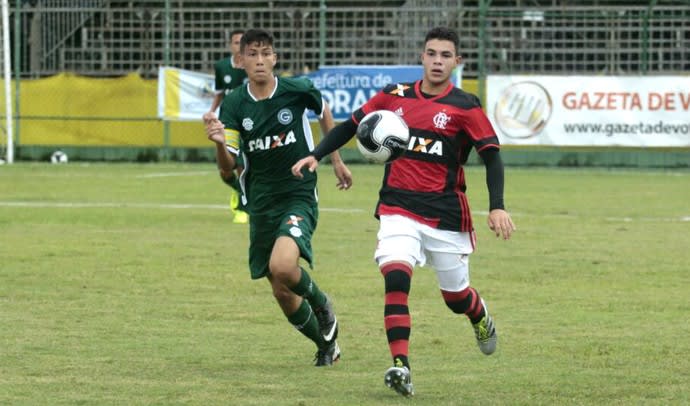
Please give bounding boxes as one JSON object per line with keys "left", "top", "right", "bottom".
{"left": 11, "top": 0, "right": 690, "bottom": 78}
{"left": 2, "top": 0, "right": 689, "bottom": 164}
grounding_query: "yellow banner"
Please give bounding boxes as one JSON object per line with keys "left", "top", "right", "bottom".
{"left": 16, "top": 72, "right": 205, "bottom": 147}
{"left": 8, "top": 72, "right": 478, "bottom": 147}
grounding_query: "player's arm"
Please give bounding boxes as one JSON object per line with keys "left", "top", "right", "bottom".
{"left": 316, "top": 102, "right": 352, "bottom": 190}
{"left": 203, "top": 111, "right": 237, "bottom": 179}
{"left": 307, "top": 89, "right": 385, "bottom": 161}
{"left": 209, "top": 62, "right": 224, "bottom": 113}
{"left": 209, "top": 92, "right": 224, "bottom": 113}
{"left": 291, "top": 118, "right": 357, "bottom": 179}
{"left": 314, "top": 118, "right": 357, "bottom": 160}
{"left": 478, "top": 147, "right": 515, "bottom": 240}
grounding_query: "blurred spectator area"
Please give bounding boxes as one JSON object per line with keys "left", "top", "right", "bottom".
{"left": 11, "top": 0, "right": 690, "bottom": 78}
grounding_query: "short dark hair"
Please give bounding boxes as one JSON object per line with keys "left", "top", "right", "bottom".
{"left": 230, "top": 29, "right": 245, "bottom": 38}
{"left": 424, "top": 27, "right": 459, "bottom": 54}
{"left": 240, "top": 29, "right": 274, "bottom": 53}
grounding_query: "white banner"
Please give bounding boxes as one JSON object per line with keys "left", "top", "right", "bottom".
{"left": 157, "top": 66, "right": 215, "bottom": 121}
{"left": 487, "top": 75, "right": 690, "bottom": 147}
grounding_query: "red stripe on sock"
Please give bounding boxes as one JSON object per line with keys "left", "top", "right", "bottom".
{"left": 470, "top": 303, "right": 485, "bottom": 319}
{"left": 468, "top": 288, "right": 485, "bottom": 318}
{"left": 380, "top": 261, "right": 412, "bottom": 277}
{"left": 384, "top": 314, "right": 411, "bottom": 330}
{"left": 385, "top": 291, "right": 409, "bottom": 306}
{"left": 389, "top": 339, "right": 409, "bottom": 358}
{"left": 441, "top": 288, "right": 471, "bottom": 302}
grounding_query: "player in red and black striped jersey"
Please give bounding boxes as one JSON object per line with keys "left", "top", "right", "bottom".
{"left": 356, "top": 79, "right": 500, "bottom": 232}
{"left": 292, "top": 26, "right": 515, "bottom": 397}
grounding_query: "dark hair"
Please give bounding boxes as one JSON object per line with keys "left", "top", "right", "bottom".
{"left": 230, "top": 29, "right": 245, "bottom": 38}
{"left": 240, "top": 29, "right": 274, "bottom": 53}
{"left": 424, "top": 26, "right": 459, "bottom": 54}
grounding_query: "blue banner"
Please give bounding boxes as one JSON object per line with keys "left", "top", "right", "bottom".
{"left": 305, "top": 65, "right": 423, "bottom": 121}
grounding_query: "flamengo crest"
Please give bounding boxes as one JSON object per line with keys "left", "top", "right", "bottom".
{"left": 433, "top": 111, "right": 450, "bottom": 129}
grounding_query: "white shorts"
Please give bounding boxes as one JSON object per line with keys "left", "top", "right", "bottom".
{"left": 375, "top": 214, "right": 475, "bottom": 292}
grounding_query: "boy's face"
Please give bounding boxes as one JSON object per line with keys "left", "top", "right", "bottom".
{"left": 420, "top": 39, "right": 461, "bottom": 86}
{"left": 229, "top": 33, "right": 243, "bottom": 56}
{"left": 240, "top": 41, "right": 276, "bottom": 83}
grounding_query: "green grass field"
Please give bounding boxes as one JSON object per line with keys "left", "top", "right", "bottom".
{"left": 1, "top": 162, "right": 688, "bottom": 405}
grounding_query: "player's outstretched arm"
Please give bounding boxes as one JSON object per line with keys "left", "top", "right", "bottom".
{"left": 292, "top": 156, "right": 319, "bottom": 179}
{"left": 208, "top": 93, "right": 223, "bottom": 114}
{"left": 316, "top": 102, "right": 352, "bottom": 190}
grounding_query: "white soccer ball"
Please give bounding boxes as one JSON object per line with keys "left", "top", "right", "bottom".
{"left": 50, "top": 150, "right": 69, "bottom": 164}
{"left": 356, "top": 110, "right": 410, "bottom": 164}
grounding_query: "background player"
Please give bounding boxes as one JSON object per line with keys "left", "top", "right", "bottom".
{"left": 208, "top": 29, "right": 249, "bottom": 223}
{"left": 203, "top": 28, "right": 352, "bottom": 366}
{"left": 292, "top": 26, "right": 515, "bottom": 395}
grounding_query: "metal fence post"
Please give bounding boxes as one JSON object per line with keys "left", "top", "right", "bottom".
{"left": 12, "top": 0, "right": 19, "bottom": 149}
{"left": 478, "top": 0, "right": 489, "bottom": 106}
{"left": 162, "top": 0, "right": 171, "bottom": 161}
{"left": 319, "top": 0, "right": 326, "bottom": 68}
{"left": 642, "top": 0, "right": 658, "bottom": 75}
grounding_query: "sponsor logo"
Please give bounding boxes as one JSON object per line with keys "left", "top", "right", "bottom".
{"left": 247, "top": 131, "right": 297, "bottom": 152}
{"left": 290, "top": 227, "right": 303, "bottom": 238}
{"left": 407, "top": 136, "right": 443, "bottom": 155}
{"left": 287, "top": 215, "right": 304, "bottom": 237}
{"left": 494, "top": 81, "right": 552, "bottom": 139}
{"left": 390, "top": 84, "right": 410, "bottom": 97}
{"left": 286, "top": 215, "right": 304, "bottom": 226}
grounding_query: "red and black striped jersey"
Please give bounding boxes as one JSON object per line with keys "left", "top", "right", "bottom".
{"left": 353, "top": 80, "right": 500, "bottom": 232}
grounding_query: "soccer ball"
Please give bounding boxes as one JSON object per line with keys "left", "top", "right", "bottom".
{"left": 356, "top": 110, "right": 410, "bottom": 164}
{"left": 50, "top": 150, "right": 69, "bottom": 164}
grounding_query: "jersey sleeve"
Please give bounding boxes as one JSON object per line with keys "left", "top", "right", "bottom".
{"left": 352, "top": 83, "right": 403, "bottom": 124}
{"left": 218, "top": 95, "right": 241, "bottom": 155}
{"left": 301, "top": 78, "right": 324, "bottom": 116}
{"left": 461, "top": 95, "right": 500, "bottom": 152}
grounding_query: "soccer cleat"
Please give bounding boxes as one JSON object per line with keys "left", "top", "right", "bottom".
{"left": 384, "top": 366, "right": 414, "bottom": 397}
{"left": 314, "top": 340, "right": 341, "bottom": 367}
{"left": 472, "top": 299, "right": 497, "bottom": 355}
{"left": 229, "top": 190, "right": 248, "bottom": 224}
{"left": 313, "top": 296, "right": 338, "bottom": 343}
{"left": 232, "top": 209, "right": 249, "bottom": 224}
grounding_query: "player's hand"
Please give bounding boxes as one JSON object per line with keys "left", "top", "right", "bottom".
{"left": 487, "top": 209, "right": 516, "bottom": 240}
{"left": 291, "top": 156, "right": 319, "bottom": 179}
{"left": 332, "top": 161, "right": 352, "bottom": 190}
{"left": 202, "top": 111, "right": 217, "bottom": 125}
{"left": 203, "top": 114, "right": 225, "bottom": 145}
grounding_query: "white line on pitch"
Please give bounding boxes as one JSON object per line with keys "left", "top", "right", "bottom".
{"left": 472, "top": 210, "right": 690, "bottom": 222}
{"left": 135, "top": 171, "right": 213, "bottom": 178}
{"left": 0, "top": 201, "right": 364, "bottom": 213}
{"left": 1, "top": 202, "right": 688, "bottom": 220}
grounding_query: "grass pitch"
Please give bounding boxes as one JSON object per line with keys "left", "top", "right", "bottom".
{"left": 1, "top": 162, "right": 688, "bottom": 405}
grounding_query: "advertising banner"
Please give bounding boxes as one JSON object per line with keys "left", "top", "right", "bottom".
{"left": 305, "top": 65, "right": 422, "bottom": 121}
{"left": 158, "top": 65, "right": 464, "bottom": 122}
{"left": 306, "top": 65, "right": 463, "bottom": 121}
{"left": 157, "top": 66, "right": 215, "bottom": 121}
{"left": 487, "top": 75, "right": 690, "bottom": 147}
